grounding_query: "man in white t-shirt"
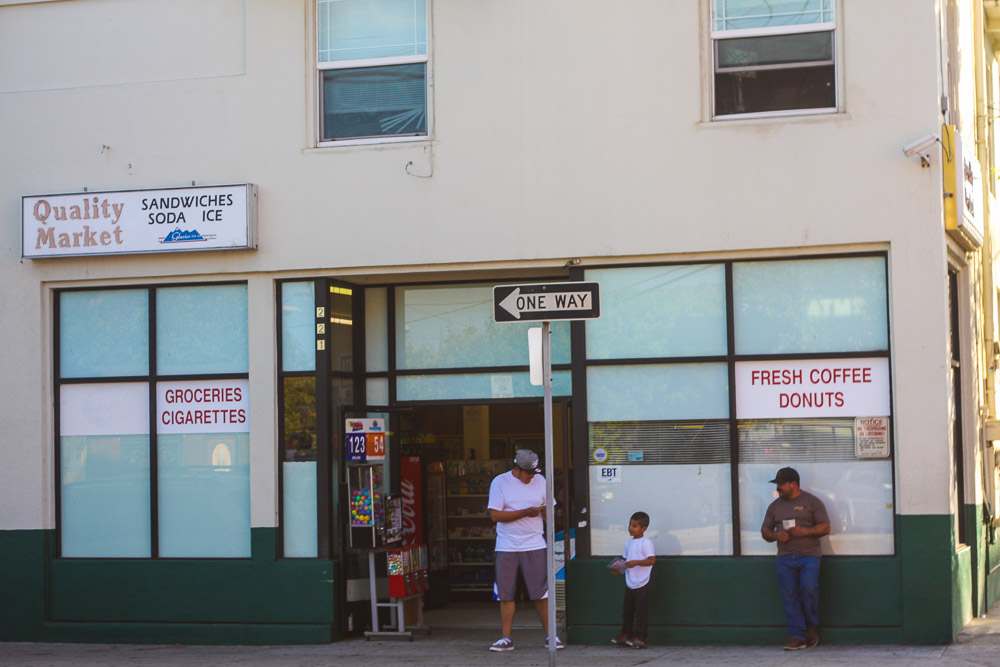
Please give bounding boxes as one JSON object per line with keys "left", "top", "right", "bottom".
{"left": 486, "top": 449, "right": 563, "bottom": 652}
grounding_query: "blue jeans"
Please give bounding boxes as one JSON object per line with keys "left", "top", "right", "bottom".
{"left": 775, "top": 554, "right": 820, "bottom": 640}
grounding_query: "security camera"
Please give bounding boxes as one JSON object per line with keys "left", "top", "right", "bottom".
{"left": 903, "top": 133, "right": 939, "bottom": 158}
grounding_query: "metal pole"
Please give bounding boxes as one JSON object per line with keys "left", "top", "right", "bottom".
{"left": 543, "top": 321, "right": 557, "bottom": 666}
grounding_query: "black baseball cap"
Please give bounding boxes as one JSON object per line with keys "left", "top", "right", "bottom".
{"left": 769, "top": 467, "right": 800, "bottom": 485}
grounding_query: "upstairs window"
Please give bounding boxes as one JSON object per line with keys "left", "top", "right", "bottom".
{"left": 711, "top": 0, "right": 836, "bottom": 118}
{"left": 318, "top": 0, "right": 428, "bottom": 142}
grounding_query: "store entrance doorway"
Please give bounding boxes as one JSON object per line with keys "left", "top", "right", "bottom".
{"left": 397, "top": 400, "right": 571, "bottom": 628}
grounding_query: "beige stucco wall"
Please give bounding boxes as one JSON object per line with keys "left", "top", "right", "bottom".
{"left": 0, "top": 0, "right": 960, "bottom": 531}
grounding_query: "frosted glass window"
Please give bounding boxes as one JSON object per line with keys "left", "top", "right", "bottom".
{"left": 367, "top": 377, "right": 389, "bottom": 405}
{"left": 282, "top": 377, "right": 316, "bottom": 557}
{"left": 395, "top": 284, "right": 570, "bottom": 369}
{"left": 158, "top": 433, "right": 250, "bottom": 557}
{"left": 738, "top": 418, "right": 893, "bottom": 555}
{"left": 318, "top": 0, "right": 426, "bottom": 63}
{"left": 712, "top": 0, "right": 833, "bottom": 31}
{"left": 157, "top": 285, "right": 249, "bottom": 375}
{"left": 588, "top": 419, "right": 732, "bottom": 555}
{"left": 590, "top": 465, "right": 732, "bottom": 556}
{"left": 587, "top": 364, "right": 729, "bottom": 422}
{"left": 585, "top": 265, "right": 727, "bottom": 359}
{"left": 397, "top": 371, "right": 572, "bottom": 401}
{"left": 60, "top": 289, "right": 148, "bottom": 378}
{"left": 283, "top": 462, "right": 318, "bottom": 558}
{"left": 739, "top": 462, "right": 893, "bottom": 555}
{"left": 366, "top": 287, "right": 388, "bottom": 372}
{"left": 733, "top": 257, "right": 888, "bottom": 355}
{"left": 282, "top": 282, "right": 316, "bottom": 372}
{"left": 59, "top": 382, "right": 151, "bottom": 557}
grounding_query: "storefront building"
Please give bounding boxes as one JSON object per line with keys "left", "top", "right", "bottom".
{"left": 2, "top": 0, "right": 1000, "bottom": 646}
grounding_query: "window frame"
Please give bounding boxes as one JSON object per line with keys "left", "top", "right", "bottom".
{"left": 53, "top": 281, "right": 250, "bottom": 560}
{"left": 577, "top": 253, "right": 895, "bottom": 559}
{"left": 710, "top": 9, "right": 839, "bottom": 120}
{"left": 315, "top": 0, "right": 432, "bottom": 147}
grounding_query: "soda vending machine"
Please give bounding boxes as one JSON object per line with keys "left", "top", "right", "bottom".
{"left": 400, "top": 455, "right": 448, "bottom": 607}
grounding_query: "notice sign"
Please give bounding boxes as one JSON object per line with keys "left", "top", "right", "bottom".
{"left": 157, "top": 379, "right": 249, "bottom": 434}
{"left": 23, "top": 184, "right": 257, "bottom": 258}
{"left": 736, "top": 358, "right": 890, "bottom": 419}
{"left": 855, "top": 416, "right": 890, "bottom": 458}
{"left": 345, "top": 418, "right": 386, "bottom": 462}
{"left": 594, "top": 465, "right": 622, "bottom": 484}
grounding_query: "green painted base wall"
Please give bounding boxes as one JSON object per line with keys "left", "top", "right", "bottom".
{"left": 976, "top": 501, "right": 1000, "bottom": 613}
{"left": 566, "top": 514, "right": 964, "bottom": 646}
{"left": 0, "top": 528, "right": 339, "bottom": 645}
{"left": 0, "top": 512, "right": 985, "bottom": 645}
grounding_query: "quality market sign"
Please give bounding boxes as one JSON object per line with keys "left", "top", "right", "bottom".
{"left": 22, "top": 184, "right": 257, "bottom": 258}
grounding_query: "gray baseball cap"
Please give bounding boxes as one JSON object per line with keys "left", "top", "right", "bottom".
{"left": 513, "top": 449, "right": 542, "bottom": 474}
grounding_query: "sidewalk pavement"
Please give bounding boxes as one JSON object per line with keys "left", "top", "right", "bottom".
{"left": 3, "top": 609, "right": 1000, "bottom": 667}
{"left": 2, "top": 625, "right": 999, "bottom": 667}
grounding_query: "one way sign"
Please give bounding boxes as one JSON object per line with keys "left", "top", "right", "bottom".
{"left": 493, "top": 282, "right": 601, "bottom": 322}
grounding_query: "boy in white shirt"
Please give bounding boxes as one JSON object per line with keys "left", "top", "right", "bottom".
{"left": 610, "top": 511, "right": 655, "bottom": 649}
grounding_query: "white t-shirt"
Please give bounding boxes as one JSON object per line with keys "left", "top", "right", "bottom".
{"left": 623, "top": 535, "right": 655, "bottom": 589}
{"left": 487, "top": 470, "right": 547, "bottom": 552}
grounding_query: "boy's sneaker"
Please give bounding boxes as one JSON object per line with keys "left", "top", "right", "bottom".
{"left": 806, "top": 627, "right": 819, "bottom": 648}
{"left": 543, "top": 635, "right": 565, "bottom": 650}
{"left": 631, "top": 638, "right": 647, "bottom": 649}
{"left": 489, "top": 637, "right": 514, "bottom": 652}
{"left": 611, "top": 633, "right": 630, "bottom": 646}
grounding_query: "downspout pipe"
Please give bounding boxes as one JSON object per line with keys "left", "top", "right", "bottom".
{"left": 975, "top": 0, "right": 996, "bottom": 418}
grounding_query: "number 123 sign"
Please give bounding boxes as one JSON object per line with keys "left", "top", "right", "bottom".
{"left": 345, "top": 418, "right": 386, "bottom": 462}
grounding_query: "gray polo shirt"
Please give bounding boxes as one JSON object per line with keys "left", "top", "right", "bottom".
{"left": 762, "top": 490, "right": 830, "bottom": 557}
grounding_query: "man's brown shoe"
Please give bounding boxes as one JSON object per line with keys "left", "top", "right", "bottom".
{"left": 806, "top": 627, "right": 819, "bottom": 648}
{"left": 783, "top": 637, "right": 807, "bottom": 650}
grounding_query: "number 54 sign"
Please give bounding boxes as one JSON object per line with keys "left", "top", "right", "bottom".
{"left": 345, "top": 418, "right": 386, "bottom": 462}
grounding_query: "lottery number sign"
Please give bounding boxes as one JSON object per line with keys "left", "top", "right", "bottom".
{"left": 367, "top": 432, "right": 386, "bottom": 460}
{"left": 346, "top": 433, "right": 367, "bottom": 461}
{"left": 345, "top": 418, "right": 387, "bottom": 462}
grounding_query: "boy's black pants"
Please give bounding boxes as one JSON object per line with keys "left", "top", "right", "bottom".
{"left": 621, "top": 583, "right": 649, "bottom": 640}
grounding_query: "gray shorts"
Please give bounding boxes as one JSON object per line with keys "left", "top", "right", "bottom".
{"left": 494, "top": 549, "right": 548, "bottom": 601}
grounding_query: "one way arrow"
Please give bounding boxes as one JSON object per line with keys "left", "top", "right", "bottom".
{"left": 498, "top": 287, "right": 593, "bottom": 320}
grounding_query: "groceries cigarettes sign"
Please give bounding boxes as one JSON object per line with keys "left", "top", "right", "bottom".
{"left": 22, "top": 184, "right": 257, "bottom": 258}
{"left": 735, "top": 358, "right": 890, "bottom": 418}
{"left": 156, "top": 380, "right": 249, "bottom": 434}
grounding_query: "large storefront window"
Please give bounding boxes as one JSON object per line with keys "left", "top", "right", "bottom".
{"left": 394, "top": 283, "right": 570, "bottom": 401}
{"left": 280, "top": 281, "right": 319, "bottom": 558}
{"left": 57, "top": 284, "right": 249, "bottom": 559}
{"left": 585, "top": 256, "right": 892, "bottom": 557}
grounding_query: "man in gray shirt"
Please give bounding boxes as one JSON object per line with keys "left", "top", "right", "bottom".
{"left": 761, "top": 467, "right": 830, "bottom": 651}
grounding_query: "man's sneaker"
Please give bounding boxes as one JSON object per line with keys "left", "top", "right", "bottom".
{"left": 806, "top": 627, "right": 819, "bottom": 648}
{"left": 543, "top": 635, "right": 565, "bottom": 650}
{"left": 631, "top": 638, "right": 647, "bottom": 649}
{"left": 611, "top": 633, "right": 630, "bottom": 646}
{"left": 489, "top": 637, "right": 514, "bottom": 652}
{"left": 783, "top": 637, "right": 807, "bottom": 651}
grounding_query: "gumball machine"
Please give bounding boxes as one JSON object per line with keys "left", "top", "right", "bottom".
{"left": 348, "top": 463, "right": 384, "bottom": 549}
{"left": 347, "top": 464, "right": 404, "bottom": 549}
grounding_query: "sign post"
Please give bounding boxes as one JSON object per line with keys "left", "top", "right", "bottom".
{"left": 493, "top": 281, "right": 600, "bottom": 666}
